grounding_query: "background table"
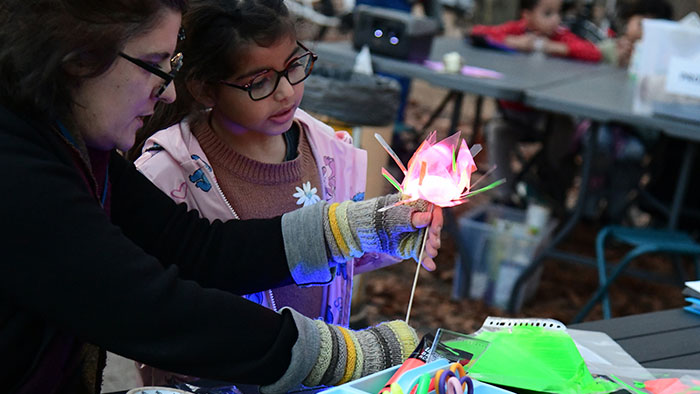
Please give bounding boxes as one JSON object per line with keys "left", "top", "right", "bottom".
{"left": 310, "top": 37, "right": 604, "bottom": 100}
{"left": 310, "top": 37, "right": 700, "bottom": 317}
{"left": 309, "top": 37, "right": 605, "bottom": 137}
{"left": 571, "top": 308, "right": 700, "bottom": 369}
{"left": 509, "top": 68, "right": 700, "bottom": 313}
{"left": 525, "top": 68, "right": 700, "bottom": 141}
{"left": 524, "top": 68, "right": 700, "bottom": 228}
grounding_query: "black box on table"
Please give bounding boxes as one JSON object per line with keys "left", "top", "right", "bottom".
{"left": 352, "top": 5, "right": 439, "bottom": 62}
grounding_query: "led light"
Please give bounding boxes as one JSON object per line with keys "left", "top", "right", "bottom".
{"left": 374, "top": 29, "right": 383, "bottom": 38}
{"left": 389, "top": 36, "right": 399, "bottom": 45}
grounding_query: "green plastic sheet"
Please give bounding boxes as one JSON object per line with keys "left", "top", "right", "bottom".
{"left": 446, "top": 325, "right": 620, "bottom": 394}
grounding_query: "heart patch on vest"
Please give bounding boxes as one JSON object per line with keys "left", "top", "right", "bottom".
{"left": 170, "top": 182, "right": 188, "bottom": 199}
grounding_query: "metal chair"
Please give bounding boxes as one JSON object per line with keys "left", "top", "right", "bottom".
{"left": 573, "top": 225, "right": 700, "bottom": 323}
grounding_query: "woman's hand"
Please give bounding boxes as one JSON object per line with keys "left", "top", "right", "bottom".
{"left": 319, "top": 195, "right": 444, "bottom": 267}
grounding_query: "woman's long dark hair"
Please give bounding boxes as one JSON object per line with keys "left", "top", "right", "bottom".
{"left": 127, "top": 0, "right": 295, "bottom": 161}
{"left": 0, "top": 0, "right": 187, "bottom": 123}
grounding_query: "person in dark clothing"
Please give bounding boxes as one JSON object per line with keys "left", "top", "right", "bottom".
{"left": 0, "top": 0, "right": 443, "bottom": 393}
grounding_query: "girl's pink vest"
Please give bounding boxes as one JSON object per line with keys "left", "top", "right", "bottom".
{"left": 134, "top": 109, "right": 367, "bottom": 326}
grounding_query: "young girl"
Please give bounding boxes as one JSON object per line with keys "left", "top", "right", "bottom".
{"left": 134, "top": 0, "right": 395, "bottom": 327}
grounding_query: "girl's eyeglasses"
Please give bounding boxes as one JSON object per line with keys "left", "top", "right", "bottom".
{"left": 119, "top": 52, "right": 184, "bottom": 98}
{"left": 219, "top": 42, "right": 318, "bottom": 101}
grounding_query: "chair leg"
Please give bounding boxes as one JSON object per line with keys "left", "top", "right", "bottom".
{"left": 573, "top": 244, "right": 656, "bottom": 323}
{"left": 671, "top": 255, "right": 687, "bottom": 283}
{"left": 595, "top": 227, "right": 613, "bottom": 319}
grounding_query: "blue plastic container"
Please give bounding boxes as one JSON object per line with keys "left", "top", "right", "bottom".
{"left": 322, "top": 360, "right": 514, "bottom": 394}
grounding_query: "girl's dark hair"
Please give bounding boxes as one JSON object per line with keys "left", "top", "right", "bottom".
{"left": 0, "top": 0, "right": 187, "bottom": 123}
{"left": 520, "top": 0, "right": 540, "bottom": 12}
{"left": 618, "top": 0, "right": 673, "bottom": 22}
{"left": 128, "top": 0, "right": 295, "bottom": 160}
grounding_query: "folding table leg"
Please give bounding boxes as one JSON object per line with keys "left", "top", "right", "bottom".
{"left": 419, "top": 91, "right": 468, "bottom": 138}
{"left": 468, "top": 95, "right": 484, "bottom": 147}
{"left": 668, "top": 143, "right": 696, "bottom": 230}
{"left": 507, "top": 121, "right": 601, "bottom": 313}
{"left": 445, "top": 207, "right": 472, "bottom": 299}
{"left": 448, "top": 92, "right": 464, "bottom": 136}
{"left": 421, "top": 91, "right": 456, "bottom": 133}
{"left": 666, "top": 143, "right": 696, "bottom": 285}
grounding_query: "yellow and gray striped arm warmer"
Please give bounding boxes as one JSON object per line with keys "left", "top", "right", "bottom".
{"left": 262, "top": 308, "right": 419, "bottom": 393}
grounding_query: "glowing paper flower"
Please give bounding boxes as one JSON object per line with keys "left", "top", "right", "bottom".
{"left": 377, "top": 130, "right": 503, "bottom": 208}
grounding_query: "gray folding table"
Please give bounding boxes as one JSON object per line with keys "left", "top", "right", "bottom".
{"left": 308, "top": 37, "right": 604, "bottom": 137}
{"left": 571, "top": 308, "right": 700, "bottom": 369}
{"left": 510, "top": 68, "right": 700, "bottom": 313}
{"left": 309, "top": 38, "right": 699, "bottom": 317}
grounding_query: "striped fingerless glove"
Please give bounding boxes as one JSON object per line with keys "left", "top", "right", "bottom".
{"left": 323, "top": 194, "right": 429, "bottom": 264}
{"left": 303, "top": 319, "right": 419, "bottom": 387}
{"left": 261, "top": 308, "right": 419, "bottom": 394}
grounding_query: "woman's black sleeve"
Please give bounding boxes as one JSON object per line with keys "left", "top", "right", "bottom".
{"left": 110, "top": 152, "right": 295, "bottom": 294}
{"left": 0, "top": 117, "right": 298, "bottom": 383}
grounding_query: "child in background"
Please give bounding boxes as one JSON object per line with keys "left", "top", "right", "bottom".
{"left": 597, "top": 0, "right": 673, "bottom": 68}
{"left": 131, "top": 0, "right": 405, "bottom": 385}
{"left": 470, "top": 0, "right": 601, "bottom": 62}
{"left": 469, "top": 0, "right": 601, "bottom": 208}
{"left": 578, "top": 0, "right": 673, "bottom": 223}
{"left": 562, "top": 0, "right": 614, "bottom": 45}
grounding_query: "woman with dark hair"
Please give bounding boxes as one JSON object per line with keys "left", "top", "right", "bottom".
{"left": 0, "top": 0, "right": 442, "bottom": 393}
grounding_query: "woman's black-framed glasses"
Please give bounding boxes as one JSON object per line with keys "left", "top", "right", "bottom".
{"left": 119, "top": 52, "right": 184, "bottom": 97}
{"left": 220, "top": 42, "right": 318, "bottom": 101}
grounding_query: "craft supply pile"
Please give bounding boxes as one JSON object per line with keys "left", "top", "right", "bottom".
{"left": 326, "top": 317, "right": 700, "bottom": 394}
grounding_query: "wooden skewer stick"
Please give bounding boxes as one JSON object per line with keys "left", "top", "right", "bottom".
{"left": 405, "top": 204, "right": 434, "bottom": 324}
